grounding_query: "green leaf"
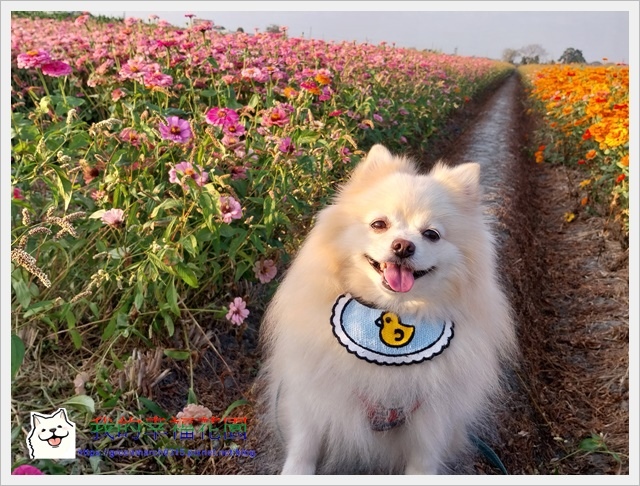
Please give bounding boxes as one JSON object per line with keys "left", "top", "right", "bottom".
{"left": 166, "top": 279, "right": 179, "bottom": 316}
{"left": 164, "top": 349, "right": 191, "bottom": 360}
{"left": 11, "top": 425, "right": 21, "bottom": 444}
{"left": 187, "top": 388, "right": 198, "bottom": 405}
{"left": 162, "top": 312, "right": 175, "bottom": 337}
{"left": 12, "top": 277, "right": 31, "bottom": 309}
{"left": 11, "top": 334, "right": 25, "bottom": 381}
{"left": 221, "top": 398, "right": 250, "bottom": 419}
{"left": 228, "top": 229, "right": 247, "bottom": 259}
{"left": 579, "top": 436, "right": 604, "bottom": 452}
{"left": 51, "top": 165, "right": 73, "bottom": 211}
{"left": 102, "top": 314, "right": 118, "bottom": 341}
{"left": 182, "top": 234, "right": 198, "bottom": 258}
{"left": 138, "top": 397, "right": 170, "bottom": 419}
{"left": 63, "top": 395, "right": 95, "bottom": 414}
{"left": 234, "top": 260, "right": 250, "bottom": 282}
{"left": 248, "top": 93, "right": 260, "bottom": 110}
{"left": 200, "top": 89, "right": 217, "bottom": 98}
{"left": 175, "top": 262, "right": 198, "bottom": 288}
{"left": 23, "top": 300, "right": 57, "bottom": 318}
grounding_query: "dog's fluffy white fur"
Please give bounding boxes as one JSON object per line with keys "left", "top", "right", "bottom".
{"left": 259, "top": 145, "right": 516, "bottom": 474}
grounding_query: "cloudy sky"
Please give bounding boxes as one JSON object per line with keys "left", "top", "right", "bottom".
{"left": 85, "top": 4, "right": 631, "bottom": 63}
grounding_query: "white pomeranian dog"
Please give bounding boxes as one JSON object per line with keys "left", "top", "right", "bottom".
{"left": 259, "top": 145, "right": 516, "bottom": 475}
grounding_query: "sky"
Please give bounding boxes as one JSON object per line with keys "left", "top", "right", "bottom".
{"left": 84, "top": 6, "right": 631, "bottom": 64}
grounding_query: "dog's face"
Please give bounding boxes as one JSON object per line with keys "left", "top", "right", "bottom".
{"left": 32, "top": 409, "right": 73, "bottom": 448}
{"left": 319, "top": 145, "right": 484, "bottom": 310}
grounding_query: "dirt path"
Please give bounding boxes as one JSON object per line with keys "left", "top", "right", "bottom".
{"left": 431, "top": 73, "right": 629, "bottom": 475}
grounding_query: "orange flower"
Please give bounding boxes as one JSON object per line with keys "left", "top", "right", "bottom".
{"left": 283, "top": 86, "right": 297, "bottom": 99}
{"left": 585, "top": 149, "right": 597, "bottom": 160}
{"left": 616, "top": 174, "right": 625, "bottom": 184}
{"left": 619, "top": 155, "right": 629, "bottom": 167}
{"left": 581, "top": 196, "right": 588, "bottom": 206}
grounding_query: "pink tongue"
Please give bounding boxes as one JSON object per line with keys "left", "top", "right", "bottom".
{"left": 383, "top": 263, "right": 415, "bottom": 292}
{"left": 48, "top": 437, "right": 62, "bottom": 447}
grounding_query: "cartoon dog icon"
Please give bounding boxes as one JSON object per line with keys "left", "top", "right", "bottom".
{"left": 27, "top": 408, "right": 76, "bottom": 459}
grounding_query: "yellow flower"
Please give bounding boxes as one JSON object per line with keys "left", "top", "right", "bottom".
{"left": 564, "top": 212, "right": 576, "bottom": 223}
{"left": 579, "top": 179, "right": 592, "bottom": 188}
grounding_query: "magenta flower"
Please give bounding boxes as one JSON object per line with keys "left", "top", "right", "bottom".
{"left": 205, "top": 107, "right": 239, "bottom": 127}
{"left": 41, "top": 61, "right": 72, "bottom": 77}
{"left": 223, "top": 122, "right": 246, "bottom": 137}
{"left": 159, "top": 116, "right": 192, "bottom": 143}
{"left": 13, "top": 187, "right": 24, "bottom": 200}
{"left": 101, "top": 208, "right": 124, "bottom": 228}
{"left": 17, "top": 49, "right": 51, "bottom": 69}
{"left": 253, "top": 259, "right": 277, "bottom": 284}
{"left": 12, "top": 465, "right": 43, "bottom": 475}
{"left": 169, "top": 162, "right": 209, "bottom": 188}
{"left": 278, "top": 137, "right": 295, "bottom": 154}
{"left": 219, "top": 196, "right": 242, "bottom": 223}
{"left": 373, "top": 113, "right": 384, "bottom": 123}
{"left": 226, "top": 297, "right": 249, "bottom": 325}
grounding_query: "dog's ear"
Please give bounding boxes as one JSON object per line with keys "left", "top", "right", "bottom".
{"left": 53, "top": 408, "right": 70, "bottom": 423}
{"left": 347, "top": 144, "right": 418, "bottom": 187}
{"left": 431, "top": 162, "right": 481, "bottom": 208}
{"left": 32, "top": 413, "right": 45, "bottom": 428}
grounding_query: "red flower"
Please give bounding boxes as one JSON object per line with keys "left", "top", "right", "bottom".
{"left": 577, "top": 159, "right": 586, "bottom": 165}
{"left": 615, "top": 174, "right": 626, "bottom": 184}
{"left": 582, "top": 129, "right": 592, "bottom": 140}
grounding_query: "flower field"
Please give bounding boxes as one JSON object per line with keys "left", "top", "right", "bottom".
{"left": 10, "top": 12, "right": 512, "bottom": 472}
{"left": 522, "top": 64, "right": 629, "bottom": 235}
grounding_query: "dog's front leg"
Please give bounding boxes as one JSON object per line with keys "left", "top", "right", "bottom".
{"left": 280, "top": 422, "right": 322, "bottom": 474}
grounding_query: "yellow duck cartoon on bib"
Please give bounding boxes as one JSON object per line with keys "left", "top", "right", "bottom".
{"left": 375, "top": 312, "right": 415, "bottom": 347}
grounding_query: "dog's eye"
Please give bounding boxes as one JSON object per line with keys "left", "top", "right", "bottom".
{"left": 422, "top": 229, "right": 440, "bottom": 241}
{"left": 370, "top": 219, "right": 388, "bottom": 231}
{"left": 41, "top": 429, "right": 45, "bottom": 432}
{"left": 57, "top": 425, "right": 62, "bottom": 428}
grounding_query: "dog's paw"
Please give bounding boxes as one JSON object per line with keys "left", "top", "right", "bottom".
{"left": 281, "top": 459, "right": 316, "bottom": 475}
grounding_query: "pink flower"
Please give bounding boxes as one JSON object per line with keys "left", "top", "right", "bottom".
{"left": 111, "top": 88, "right": 126, "bottom": 101}
{"left": 13, "top": 187, "right": 23, "bottom": 200}
{"left": 169, "top": 162, "right": 209, "bottom": 188}
{"left": 74, "top": 14, "right": 90, "bottom": 26}
{"left": 241, "top": 67, "right": 267, "bottom": 82}
{"left": 219, "top": 196, "right": 242, "bottom": 223}
{"left": 221, "top": 134, "right": 241, "bottom": 147}
{"left": 261, "top": 105, "right": 291, "bottom": 128}
{"left": 226, "top": 297, "right": 249, "bottom": 325}
{"left": 278, "top": 137, "right": 295, "bottom": 154}
{"left": 373, "top": 113, "right": 384, "bottom": 123}
{"left": 329, "top": 110, "right": 343, "bottom": 117}
{"left": 159, "top": 116, "right": 192, "bottom": 143}
{"left": 223, "top": 122, "right": 246, "bottom": 137}
{"left": 17, "top": 49, "right": 51, "bottom": 69}
{"left": 253, "top": 259, "right": 277, "bottom": 284}
{"left": 119, "top": 128, "right": 145, "bottom": 147}
{"left": 143, "top": 71, "right": 173, "bottom": 88}
{"left": 101, "top": 208, "right": 124, "bottom": 227}
{"left": 12, "top": 465, "right": 43, "bottom": 475}
{"left": 118, "top": 58, "right": 149, "bottom": 81}
{"left": 231, "top": 165, "right": 248, "bottom": 180}
{"left": 205, "top": 107, "right": 239, "bottom": 127}
{"left": 41, "top": 61, "right": 72, "bottom": 77}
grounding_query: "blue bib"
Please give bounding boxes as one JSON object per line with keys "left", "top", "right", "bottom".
{"left": 330, "top": 294, "right": 454, "bottom": 366}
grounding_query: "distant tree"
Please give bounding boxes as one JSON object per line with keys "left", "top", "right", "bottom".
{"left": 236, "top": 27, "right": 244, "bottom": 33}
{"left": 558, "top": 47, "right": 586, "bottom": 64}
{"left": 266, "top": 23, "right": 280, "bottom": 33}
{"left": 502, "top": 48, "right": 520, "bottom": 64}
{"left": 519, "top": 44, "right": 548, "bottom": 64}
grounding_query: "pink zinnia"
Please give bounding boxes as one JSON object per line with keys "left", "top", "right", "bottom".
{"left": 262, "top": 106, "right": 291, "bottom": 128}
{"left": 17, "top": 49, "right": 51, "bottom": 69}
{"left": 41, "top": 61, "right": 72, "bottom": 77}
{"left": 144, "top": 71, "right": 173, "bottom": 88}
{"left": 119, "top": 128, "right": 145, "bottom": 147}
{"left": 159, "top": 116, "right": 192, "bottom": 143}
{"left": 230, "top": 165, "right": 248, "bottom": 180}
{"left": 226, "top": 297, "right": 249, "bottom": 325}
{"left": 118, "top": 58, "right": 148, "bottom": 81}
{"left": 223, "top": 122, "right": 246, "bottom": 137}
{"left": 253, "top": 259, "right": 277, "bottom": 284}
{"left": 221, "top": 134, "right": 241, "bottom": 147}
{"left": 101, "top": 208, "right": 124, "bottom": 228}
{"left": 169, "top": 161, "right": 209, "bottom": 188}
{"left": 373, "top": 113, "right": 384, "bottom": 123}
{"left": 74, "top": 14, "right": 90, "bottom": 26}
{"left": 12, "top": 465, "right": 43, "bottom": 475}
{"left": 111, "top": 88, "right": 126, "bottom": 101}
{"left": 13, "top": 187, "right": 24, "bottom": 200}
{"left": 205, "top": 107, "right": 239, "bottom": 127}
{"left": 219, "top": 196, "right": 242, "bottom": 223}
{"left": 278, "top": 137, "right": 295, "bottom": 154}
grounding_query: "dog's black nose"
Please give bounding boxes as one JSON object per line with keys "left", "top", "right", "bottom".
{"left": 392, "top": 239, "right": 415, "bottom": 258}
{"left": 49, "top": 428, "right": 57, "bottom": 432}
